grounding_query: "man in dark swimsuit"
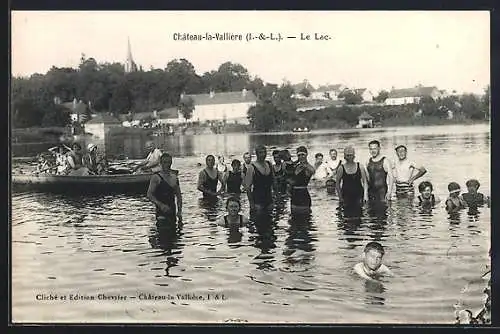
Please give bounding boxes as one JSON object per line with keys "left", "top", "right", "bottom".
{"left": 366, "top": 140, "right": 393, "bottom": 202}
{"left": 197, "top": 154, "right": 225, "bottom": 198}
{"left": 147, "top": 153, "right": 183, "bottom": 226}
{"left": 336, "top": 146, "right": 369, "bottom": 218}
{"left": 225, "top": 159, "right": 243, "bottom": 194}
{"left": 244, "top": 145, "right": 274, "bottom": 212}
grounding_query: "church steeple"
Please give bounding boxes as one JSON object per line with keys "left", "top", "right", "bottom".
{"left": 125, "top": 37, "right": 138, "bottom": 73}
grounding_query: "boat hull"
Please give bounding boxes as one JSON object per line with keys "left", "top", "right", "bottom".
{"left": 11, "top": 173, "right": 152, "bottom": 194}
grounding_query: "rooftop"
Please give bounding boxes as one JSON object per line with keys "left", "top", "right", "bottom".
{"left": 388, "top": 86, "right": 438, "bottom": 99}
{"left": 183, "top": 90, "right": 257, "bottom": 106}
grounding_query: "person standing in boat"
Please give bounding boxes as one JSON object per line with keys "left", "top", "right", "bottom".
{"left": 147, "top": 153, "right": 183, "bottom": 225}
{"left": 289, "top": 146, "right": 316, "bottom": 213}
{"left": 197, "top": 154, "right": 226, "bottom": 198}
{"left": 336, "top": 146, "right": 369, "bottom": 217}
{"left": 66, "top": 142, "right": 90, "bottom": 176}
{"left": 244, "top": 145, "right": 274, "bottom": 212}
{"left": 83, "top": 143, "right": 107, "bottom": 175}
{"left": 366, "top": 140, "right": 394, "bottom": 203}
{"left": 133, "top": 141, "right": 163, "bottom": 174}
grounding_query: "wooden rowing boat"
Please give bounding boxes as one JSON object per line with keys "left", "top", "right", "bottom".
{"left": 11, "top": 173, "right": 152, "bottom": 194}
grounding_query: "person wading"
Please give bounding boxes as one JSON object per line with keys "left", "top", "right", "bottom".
{"left": 197, "top": 154, "right": 225, "bottom": 198}
{"left": 392, "top": 144, "right": 426, "bottom": 197}
{"left": 147, "top": 153, "right": 183, "bottom": 226}
{"left": 336, "top": 147, "right": 369, "bottom": 217}
{"left": 244, "top": 145, "right": 274, "bottom": 212}
{"left": 366, "top": 140, "right": 393, "bottom": 202}
{"left": 289, "top": 146, "right": 315, "bottom": 213}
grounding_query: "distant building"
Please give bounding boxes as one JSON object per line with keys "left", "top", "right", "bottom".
{"left": 85, "top": 113, "right": 122, "bottom": 137}
{"left": 385, "top": 86, "right": 442, "bottom": 106}
{"left": 181, "top": 89, "right": 257, "bottom": 124}
{"left": 57, "top": 98, "right": 90, "bottom": 123}
{"left": 131, "top": 108, "right": 183, "bottom": 126}
{"left": 312, "top": 84, "right": 348, "bottom": 100}
{"left": 125, "top": 37, "right": 138, "bottom": 73}
{"left": 353, "top": 88, "right": 374, "bottom": 102}
{"left": 296, "top": 99, "right": 344, "bottom": 112}
{"left": 357, "top": 112, "right": 374, "bottom": 128}
{"left": 291, "top": 80, "right": 316, "bottom": 99}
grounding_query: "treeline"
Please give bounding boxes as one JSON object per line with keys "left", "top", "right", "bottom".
{"left": 11, "top": 55, "right": 266, "bottom": 128}
{"left": 248, "top": 87, "right": 490, "bottom": 131}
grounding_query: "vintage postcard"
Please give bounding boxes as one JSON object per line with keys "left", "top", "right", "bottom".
{"left": 11, "top": 11, "right": 491, "bottom": 324}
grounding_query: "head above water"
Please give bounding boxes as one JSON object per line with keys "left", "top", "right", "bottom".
{"left": 343, "top": 146, "right": 355, "bottom": 162}
{"left": 231, "top": 159, "right": 241, "bottom": 171}
{"left": 465, "top": 179, "right": 480, "bottom": 192}
{"left": 448, "top": 182, "right": 461, "bottom": 195}
{"left": 418, "top": 181, "right": 433, "bottom": 198}
{"left": 363, "top": 241, "right": 385, "bottom": 272}
{"left": 87, "top": 143, "right": 97, "bottom": 152}
{"left": 160, "top": 152, "right": 173, "bottom": 169}
{"left": 255, "top": 145, "right": 267, "bottom": 161}
{"left": 206, "top": 154, "right": 216, "bottom": 168}
{"left": 272, "top": 150, "right": 282, "bottom": 163}
{"left": 243, "top": 152, "right": 252, "bottom": 164}
{"left": 395, "top": 145, "right": 407, "bottom": 160}
{"left": 297, "top": 146, "right": 308, "bottom": 162}
{"left": 368, "top": 140, "right": 381, "bottom": 158}
{"left": 226, "top": 196, "right": 241, "bottom": 214}
{"left": 329, "top": 148, "right": 338, "bottom": 160}
{"left": 280, "top": 149, "right": 291, "bottom": 161}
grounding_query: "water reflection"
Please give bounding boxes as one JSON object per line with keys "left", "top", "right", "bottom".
{"left": 250, "top": 211, "right": 277, "bottom": 271}
{"left": 337, "top": 207, "right": 363, "bottom": 249}
{"left": 148, "top": 219, "right": 184, "bottom": 277}
{"left": 283, "top": 212, "right": 316, "bottom": 266}
{"left": 198, "top": 197, "right": 222, "bottom": 222}
{"left": 364, "top": 279, "right": 386, "bottom": 306}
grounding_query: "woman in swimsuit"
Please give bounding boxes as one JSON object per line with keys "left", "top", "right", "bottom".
{"left": 289, "top": 146, "right": 315, "bottom": 213}
{"left": 147, "top": 153, "right": 183, "bottom": 225}
{"left": 197, "top": 154, "right": 226, "bottom": 198}
{"left": 244, "top": 145, "right": 274, "bottom": 212}
{"left": 218, "top": 197, "right": 250, "bottom": 229}
{"left": 415, "top": 181, "right": 441, "bottom": 209}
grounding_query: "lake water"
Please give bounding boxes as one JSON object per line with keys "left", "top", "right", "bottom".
{"left": 11, "top": 124, "right": 491, "bottom": 323}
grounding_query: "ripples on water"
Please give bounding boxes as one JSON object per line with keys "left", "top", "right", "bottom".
{"left": 11, "top": 124, "right": 490, "bottom": 323}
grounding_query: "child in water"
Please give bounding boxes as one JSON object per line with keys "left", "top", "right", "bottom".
{"left": 445, "top": 182, "right": 467, "bottom": 213}
{"left": 415, "top": 181, "right": 441, "bottom": 208}
{"left": 354, "top": 242, "right": 393, "bottom": 280}
{"left": 225, "top": 159, "right": 243, "bottom": 194}
{"left": 462, "top": 179, "right": 490, "bottom": 209}
{"left": 218, "top": 197, "right": 250, "bottom": 229}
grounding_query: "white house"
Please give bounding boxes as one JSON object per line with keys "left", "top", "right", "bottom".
{"left": 181, "top": 89, "right": 257, "bottom": 125}
{"left": 312, "top": 84, "right": 348, "bottom": 100}
{"left": 385, "top": 86, "right": 442, "bottom": 106}
{"left": 354, "top": 88, "right": 374, "bottom": 102}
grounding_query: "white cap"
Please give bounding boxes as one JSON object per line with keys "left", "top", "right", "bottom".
{"left": 87, "top": 143, "right": 97, "bottom": 151}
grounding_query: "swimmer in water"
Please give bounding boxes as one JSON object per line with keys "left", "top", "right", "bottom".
{"left": 414, "top": 181, "right": 441, "bottom": 209}
{"left": 462, "top": 179, "right": 490, "bottom": 209}
{"left": 354, "top": 241, "right": 393, "bottom": 280}
{"left": 445, "top": 182, "right": 467, "bottom": 213}
{"left": 218, "top": 197, "right": 250, "bottom": 229}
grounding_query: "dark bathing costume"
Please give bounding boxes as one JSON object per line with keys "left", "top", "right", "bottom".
{"left": 273, "top": 163, "right": 288, "bottom": 193}
{"left": 223, "top": 215, "right": 245, "bottom": 228}
{"left": 290, "top": 164, "right": 313, "bottom": 207}
{"left": 154, "top": 172, "right": 178, "bottom": 223}
{"left": 462, "top": 193, "right": 485, "bottom": 209}
{"left": 252, "top": 161, "right": 274, "bottom": 208}
{"left": 418, "top": 194, "right": 436, "bottom": 209}
{"left": 226, "top": 170, "right": 242, "bottom": 194}
{"left": 340, "top": 163, "right": 364, "bottom": 206}
{"left": 367, "top": 157, "right": 388, "bottom": 201}
{"left": 202, "top": 169, "right": 218, "bottom": 198}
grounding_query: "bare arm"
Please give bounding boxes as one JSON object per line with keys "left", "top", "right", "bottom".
{"left": 175, "top": 176, "right": 183, "bottom": 216}
{"left": 384, "top": 159, "right": 394, "bottom": 197}
{"left": 360, "top": 164, "right": 369, "bottom": 201}
{"left": 409, "top": 165, "right": 427, "bottom": 184}
{"left": 336, "top": 164, "right": 343, "bottom": 199}
{"left": 244, "top": 165, "right": 255, "bottom": 206}
{"left": 218, "top": 171, "right": 226, "bottom": 193}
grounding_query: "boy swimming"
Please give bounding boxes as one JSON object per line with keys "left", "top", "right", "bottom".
{"left": 354, "top": 241, "right": 393, "bottom": 280}
{"left": 462, "top": 179, "right": 490, "bottom": 209}
{"left": 445, "top": 182, "right": 467, "bottom": 213}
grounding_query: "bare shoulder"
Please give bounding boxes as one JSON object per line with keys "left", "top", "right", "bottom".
{"left": 379, "top": 264, "right": 393, "bottom": 276}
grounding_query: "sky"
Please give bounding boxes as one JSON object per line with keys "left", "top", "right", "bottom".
{"left": 11, "top": 11, "right": 490, "bottom": 94}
